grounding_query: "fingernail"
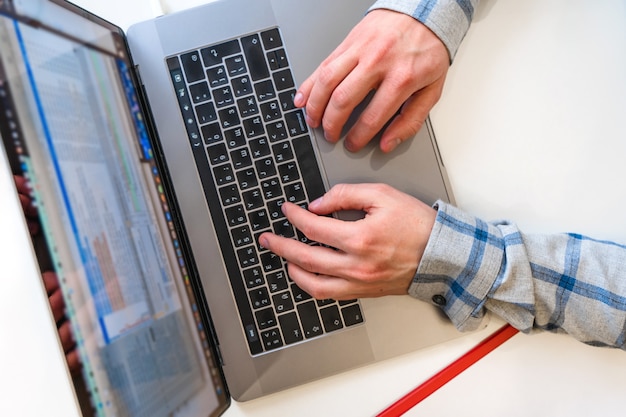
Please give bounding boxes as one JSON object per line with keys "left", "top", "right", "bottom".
{"left": 385, "top": 138, "right": 402, "bottom": 152}
{"left": 308, "top": 196, "right": 322, "bottom": 210}
{"left": 294, "top": 91, "right": 304, "bottom": 107}
{"left": 259, "top": 236, "right": 269, "bottom": 249}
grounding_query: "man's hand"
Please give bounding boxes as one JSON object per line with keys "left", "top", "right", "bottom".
{"left": 14, "top": 175, "right": 81, "bottom": 373}
{"left": 259, "top": 184, "right": 436, "bottom": 300}
{"left": 43, "top": 271, "right": 80, "bottom": 374}
{"left": 295, "top": 9, "right": 449, "bottom": 153}
{"left": 14, "top": 175, "right": 39, "bottom": 235}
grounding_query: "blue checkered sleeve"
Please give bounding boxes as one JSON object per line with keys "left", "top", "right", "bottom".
{"left": 369, "top": 0, "right": 480, "bottom": 59}
{"left": 410, "top": 201, "right": 626, "bottom": 349}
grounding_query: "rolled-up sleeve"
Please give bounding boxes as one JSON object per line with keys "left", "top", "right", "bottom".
{"left": 410, "top": 201, "right": 626, "bottom": 350}
{"left": 369, "top": 0, "right": 480, "bottom": 60}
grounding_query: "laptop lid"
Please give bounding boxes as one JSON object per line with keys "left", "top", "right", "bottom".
{"left": 0, "top": 1, "right": 229, "bottom": 415}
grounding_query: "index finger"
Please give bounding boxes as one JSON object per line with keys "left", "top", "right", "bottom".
{"left": 279, "top": 202, "right": 358, "bottom": 251}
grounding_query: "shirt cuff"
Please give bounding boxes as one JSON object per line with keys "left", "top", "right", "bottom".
{"left": 408, "top": 201, "right": 503, "bottom": 331}
{"left": 369, "top": 0, "right": 479, "bottom": 60}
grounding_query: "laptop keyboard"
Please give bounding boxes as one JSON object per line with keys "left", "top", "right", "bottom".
{"left": 166, "top": 28, "right": 363, "bottom": 355}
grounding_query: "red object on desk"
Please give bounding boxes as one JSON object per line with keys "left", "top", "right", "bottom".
{"left": 377, "top": 324, "right": 519, "bottom": 417}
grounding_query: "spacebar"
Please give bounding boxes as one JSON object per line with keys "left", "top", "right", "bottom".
{"left": 292, "top": 135, "right": 326, "bottom": 201}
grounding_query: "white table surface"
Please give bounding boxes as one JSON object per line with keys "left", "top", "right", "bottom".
{"left": 2, "top": 0, "right": 626, "bottom": 416}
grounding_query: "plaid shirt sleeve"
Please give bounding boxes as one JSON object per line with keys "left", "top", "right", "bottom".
{"left": 410, "top": 201, "right": 626, "bottom": 349}
{"left": 368, "top": 0, "right": 480, "bottom": 60}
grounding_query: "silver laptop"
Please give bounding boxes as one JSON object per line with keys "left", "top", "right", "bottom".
{"left": 0, "top": 0, "right": 485, "bottom": 415}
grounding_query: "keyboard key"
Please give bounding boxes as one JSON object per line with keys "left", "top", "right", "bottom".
{"left": 320, "top": 305, "right": 343, "bottom": 332}
{"left": 195, "top": 102, "right": 217, "bottom": 124}
{"left": 201, "top": 122, "right": 223, "bottom": 145}
{"left": 278, "top": 312, "right": 303, "bottom": 345}
{"left": 254, "top": 79, "right": 276, "bottom": 102}
{"left": 219, "top": 184, "right": 240, "bottom": 206}
{"left": 273, "top": 218, "right": 294, "bottom": 238}
{"left": 218, "top": 107, "right": 239, "bottom": 129}
{"left": 260, "top": 100, "right": 282, "bottom": 122}
{"left": 317, "top": 299, "right": 335, "bottom": 307}
{"left": 279, "top": 89, "right": 296, "bottom": 111}
{"left": 207, "top": 142, "right": 229, "bottom": 165}
{"left": 266, "top": 198, "right": 285, "bottom": 220}
{"left": 181, "top": 51, "right": 204, "bottom": 83}
{"left": 267, "top": 120, "right": 288, "bottom": 142}
{"left": 231, "top": 148, "right": 252, "bottom": 170}
{"left": 261, "top": 252, "right": 282, "bottom": 273}
{"left": 273, "top": 68, "right": 294, "bottom": 91}
{"left": 237, "top": 95, "right": 258, "bottom": 117}
{"left": 267, "top": 270, "right": 288, "bottom": 293}
{"left": 261, "top": 28, "right": 282, "bottom": 50}
{"left": 224, "top": 127, "right": 246, "bottom": 149}
{"left": 225, "top": 54, "right": 247, "bottom": 76}
{"left": 213, "top": 86, "right": 234, "bottom": 107}
{"left": 293, "top": 135, "right": 326, "bottom": 201}
{"left": 291, "top": 284, "right": 313, "bottom": 303}
{"left": 278, "top": 162, "right": 300, "bottom": 184}
{"left": 207, "top": 65, "right": 228, "bottom": 88}
{"left": 255, "top": 157, "right": 276, "bottom": 179}
{"left": 242, "top": 34, "right": 270, "bottom": 81}
{"left": 201, "top": 39, "right": 241, "bottom": 67}
{"left": 261, "top": 178, "right": 281, "bottom": 200}
{"left": 225, "top": 204, "right": 246, "bottom": 227}
{"left": 249, "top": 208, "right": 270, "bottom": 232}
{"left": 236, "top": 168, "right": 257, "bottom": 190}
{"left": 242, "top": 188, "right": 263, "bottom": 210}
{"left": 297, "top": 301, "right": 323, "bottom": 338}
{"left": 272, "top": 141, "right": 293, "bottom": 162}
{"left": 243, "top": 115, "right": 265, "bottom": 138}
{"left": 249, "top": 136, "right": 270, "bottom": 159}
{"left": 261, "top": 328, "right": 283, "bottom": 349}
{"left": 341, "top": 304, "right": 365, "bottom": 327}
{"left": 232, "top": 75, "right": 253, "bottom": 97}
{"left": 189, "top": 81, "right": 211, "bottom": 103}
{"left": 273, "top": 291, "right": 294, "bottom": 314}
{"left": 232, "top": 225, "right": 253, "bottom": 248}
{"left": 267, "top": 49, "right": 288, "bottom": 70}
{"left": 285, "top": 109, "right": 308, "bottom": 137}
{"left": 243, "top": 266, "right": 264, "bottom": 288}
{"left": 213, "top": 163, "right": 234, "bottom": 185}
{"left": 237, "top": 246, "right": 259, "bottom": 268}
{"left": 255, "top": 307, "right": 277, "bottom": 329}
{"left": 284, "top": 181, "right": 305, "bottom": 203}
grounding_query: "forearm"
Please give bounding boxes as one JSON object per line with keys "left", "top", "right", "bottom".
{"left": 411, "top": 201, "right": 626, "bottom": 349}
{"left": 369, "top": 0, "right": 480, "bottom": 60}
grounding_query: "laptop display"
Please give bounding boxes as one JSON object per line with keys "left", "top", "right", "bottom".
{"left": 0, "top": 2, "right": 228, "bottom": 415}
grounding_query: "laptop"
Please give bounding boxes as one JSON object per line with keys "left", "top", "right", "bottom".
{"left": 0, "top": 0, "right": 486, "bottom": 415}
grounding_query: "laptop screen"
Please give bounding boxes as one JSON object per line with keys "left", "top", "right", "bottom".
{"left": 0, "top": 1, "right": 228, "bottom": 415}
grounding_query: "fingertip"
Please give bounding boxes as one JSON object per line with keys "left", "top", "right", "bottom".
{"left": 306, "top": 196, "right": 325, "bottom": 214}
{"left": 258, "top": 233, "right": 270, "bottom": 250}
{"left": 381, "top": 137, "right": 402, "bottom": 153}
{"left": 305, "top": 113, "right": 318, "bottom": 128}
{"left": 293, "top": 91, "right": 305, "bottom": 107}
{"left": 343, "top": 136, "right": 367, "bottom": 153}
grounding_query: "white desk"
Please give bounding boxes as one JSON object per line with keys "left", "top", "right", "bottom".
{"left": 2, "top": 1, "right": 626, "bottom": 416}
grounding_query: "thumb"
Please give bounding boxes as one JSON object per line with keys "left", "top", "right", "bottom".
{"left": 307, "top": 183, "right": 384, "bottom": 215}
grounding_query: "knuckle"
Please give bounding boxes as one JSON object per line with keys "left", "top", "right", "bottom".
{"left": 358, "top": 109, "right": 383, "bottom": 133}
{"left": 316, "top": 63, "right": 337, "bottom": 86}
{"left": 329, "top": 85, "right": 353, "bottom": 110}
{"left": 308, "top": 286, "right": 332, "bottom": 300}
